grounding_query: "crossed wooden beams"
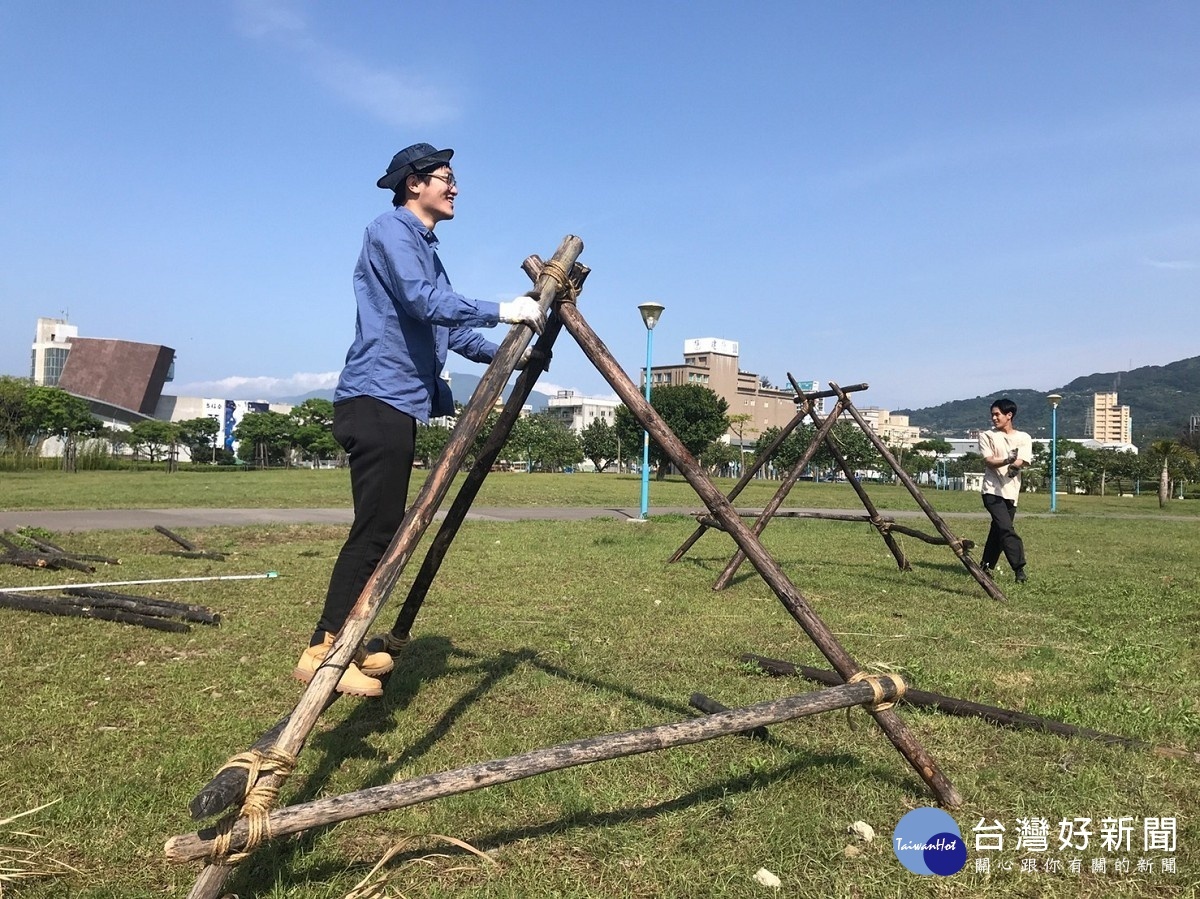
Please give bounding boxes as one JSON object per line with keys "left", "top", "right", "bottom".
{"left": 169, "top": 236, "right": 961, "bottom": 897}
{"left": 669, "top": 375, "right": 1006, "bottom": 602}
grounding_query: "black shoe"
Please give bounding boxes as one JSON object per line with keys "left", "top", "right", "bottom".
{"left": 980, "top": 563, "right": 995, "bottom": 578}
{"left": 1014, "top": 567, "right": 1027, "bottom": 583}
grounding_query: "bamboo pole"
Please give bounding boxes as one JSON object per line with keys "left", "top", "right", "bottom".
{"left": 166, "top": 677, "right": 905, "bottom": 862}
{"left": 179, "top": 236, "right": 583, "bottom": 898}
{"left": 742, "top": 655, "right": 1200, "bottom": 763}
{"left": 554, "top": 301, "right": 961, "bottom": 808}
{"left": 665, "top": 384, "right": 868, "bottom": 564}
{"left": 825, "top": 381, "right": 1006, "bottom": 601}
{"left": 710, "top": 398, "right": 847, "bottom": 590}
{"left": 688, "top": 693, "right": 771, "bottom": 741}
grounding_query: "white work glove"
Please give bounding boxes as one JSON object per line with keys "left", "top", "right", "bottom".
{"left": 499, "top": 296, "right": 545, "bottom": 335}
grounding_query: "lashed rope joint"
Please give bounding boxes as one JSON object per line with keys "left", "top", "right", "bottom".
{"left": 847, "top": 671, "right": 906, "bottom": 712}
{"left": 206, "top": 747, "right": 297, "bottom": 862}
{"left": 538, "top": 259, "right": 581, "bottom": 304}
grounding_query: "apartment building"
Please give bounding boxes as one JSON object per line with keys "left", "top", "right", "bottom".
{"left": 1087, "top": 391, "right": 1132, "bottom": 445}
{"left": 545, "top": 390, "right": 620, "bottom": 434}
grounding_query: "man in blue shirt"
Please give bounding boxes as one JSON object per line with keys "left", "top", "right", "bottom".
{"left": 293, "top": 143, "right": 544, "bottom": 697}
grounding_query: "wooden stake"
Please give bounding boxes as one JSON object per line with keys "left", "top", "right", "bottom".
{"left": 742, "top": 655, "right": 1200, "bottom": 763}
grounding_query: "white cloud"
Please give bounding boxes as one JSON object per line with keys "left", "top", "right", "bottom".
{"left": 172, "top": 371, "right": 339, "bottom": 400}
{"left": 232, "top": 0, "right": 458, "bottom": 128}
{"left": 1142, "top": 257, "right": 1198, "bottom": 271}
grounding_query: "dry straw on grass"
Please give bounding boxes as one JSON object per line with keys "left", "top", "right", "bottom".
{"left": 341, "top": 834, "right": 497, "bottom": 899}
{"left": 0, "top": 799, "right": 79, "bottom": 894}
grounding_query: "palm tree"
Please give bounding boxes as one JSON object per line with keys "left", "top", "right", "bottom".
{"left": 1150, "top": 439, "right": 1199, "bottom": 508}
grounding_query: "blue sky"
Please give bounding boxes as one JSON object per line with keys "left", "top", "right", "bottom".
{"left": 2, "top": 1, "right": 1197, "bottom": 411}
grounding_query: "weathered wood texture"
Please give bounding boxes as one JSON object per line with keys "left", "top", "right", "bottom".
{"left": 555, "top": 301, "right": 960, "bottom": 808}
{"left": 711, "top": 397, "right": 858, "bottom": 590}
{"left": 166, "top": 678, "right": 904, "bottom": 862}
{"left": 63, "top": 587, "right": 220, "bottom": 625}
{"left": 689, "top": 693, "right": 770, "bottom": 741}
{"left": 742, "top": 654, "right": 1200, "bottom": 763}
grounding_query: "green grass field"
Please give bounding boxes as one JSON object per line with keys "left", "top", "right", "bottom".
{"left": 1, "top": 470, "right": 1197, "bottom": 897}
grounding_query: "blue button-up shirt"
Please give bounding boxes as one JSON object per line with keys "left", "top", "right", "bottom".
{"left": 335, "top": 207, "right": 500, "bottom": 421}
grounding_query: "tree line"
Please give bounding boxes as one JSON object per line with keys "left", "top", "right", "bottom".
{"left": 3, "top": 375, "right": 1196, "bottom": 504}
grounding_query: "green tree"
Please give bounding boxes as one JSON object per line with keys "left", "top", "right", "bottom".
{"left": 176, "top": 417, "right": 221, "bottom": 463}
{"left": 505, "top": 412, "right": 582, "bottom": 472}
{"left": 23, "top": 385, "right": 100, "bottom": 469}
{"left": 129, "top": 419, "right": 180, "bottom": 465}
{"left": 289, "top": 398, "right": 337, "bottom": 465}
{"left": 415, "top": 422, "right": 452, "bottom": 468}
{"left": 233, "top": 410, "right": 294, "bottom": 467}
{"left": 614, "top": 384, "right": 729, "bottom": 479}
{"left": 579, "top": 418, "right": 618, "bottom": 472}
{"left": 1150, "top": 439, "right": 1199, "bottom": 507}
{"left": 700, "top": 439, "right": 738, "bottom": 475}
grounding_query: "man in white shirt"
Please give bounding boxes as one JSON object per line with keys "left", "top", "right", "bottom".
{"left": 977, "top": 397, "right": 1033, "bottom": 583}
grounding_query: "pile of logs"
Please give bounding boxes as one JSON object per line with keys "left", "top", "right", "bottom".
{"left": 0, "top": 530, "right": 118, "bottom": 573}
{"left": 0, "top": 585, "right": 220, "bottom": 633}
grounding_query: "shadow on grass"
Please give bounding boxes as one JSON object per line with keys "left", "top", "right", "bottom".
{"left": 219, "top": 640, "right": 927, "bottom": 895}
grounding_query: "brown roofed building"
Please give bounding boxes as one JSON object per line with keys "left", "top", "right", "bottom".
{"left": 57, "top": 337, "right": 176, "bottom": 417}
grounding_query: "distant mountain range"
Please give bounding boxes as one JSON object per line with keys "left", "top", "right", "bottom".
{"left": 280, "top": 356, "right": 1200, "bottom": 446}
{"left": 897, "top": 355, "right": 1200, "bottom": 442}
{"left": 278, "top": 372, "right": 550, "bottom": 411}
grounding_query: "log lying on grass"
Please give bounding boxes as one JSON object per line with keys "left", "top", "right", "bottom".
{"left": 6, "top": 530, "right": 120, "bottom": 565}
{"left": 689, "top": 693, "right": 771, "bottom": 741}
{"left": 0, "top": 533, "right": 95, "bottom": 573}
{"left": 154, "top": 525, "right": 226, "bottom": 561}
{"left": 0, "top": 590, "right": 190, "bottom": 633}
{"left": 742, "top": 654, "right": 1200, "bottom": 763}
{"left": 63, "top": 587, "right": 220, "bottom": 625}
{"left": 166, "top": 676, "right": 905, "bottom": 862}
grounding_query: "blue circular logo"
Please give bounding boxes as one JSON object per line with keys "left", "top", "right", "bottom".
{"left": 892, "top": 808, "right": 967, "bottom": 876}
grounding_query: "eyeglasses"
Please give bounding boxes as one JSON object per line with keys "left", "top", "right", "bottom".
{"left": 424, "top": 172, "right": 457, "bottom": 189}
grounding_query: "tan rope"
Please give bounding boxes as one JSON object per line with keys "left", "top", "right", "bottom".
{"left": 847, "top": 671, "right": 907, "bottom": 713}
{"left": 206, "top": 747, "right": 297, "bottom": 863}
{"left": 537, "top": 260, "right": 580, "bottom": 304}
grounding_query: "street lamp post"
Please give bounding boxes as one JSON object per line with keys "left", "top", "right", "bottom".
{"left": 637, "top": 302, "right": 665, "bottom": 520}
{"left": 1047, "top": 394, "right": 1062, "bottom": 513}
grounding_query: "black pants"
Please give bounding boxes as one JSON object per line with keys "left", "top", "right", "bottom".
{"left": 315, "top": 396, "right": 416, "bottom": 639}
{"left": 981, "top": 493, "right": 1025, "bottom": 572}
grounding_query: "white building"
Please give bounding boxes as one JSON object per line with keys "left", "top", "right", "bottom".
{"left": 545, "top": 390, "right": 620, "bottom": 434}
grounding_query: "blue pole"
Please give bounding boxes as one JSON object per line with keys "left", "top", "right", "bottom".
{"left": 639, "top": 326, "right": 654, "bottom": 518}
{"left": 1050, "top": 405, "right": 1058, "bottom": 513}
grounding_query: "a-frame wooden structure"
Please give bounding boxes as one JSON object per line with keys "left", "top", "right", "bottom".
{"left": 167, "top": 237, "right": 962, "bottom": 897}
{"left": 669, "top": 375, "right": 1007, "bottom": 601}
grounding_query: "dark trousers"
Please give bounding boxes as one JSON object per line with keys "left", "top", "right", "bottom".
{"left": 315, "top": 396, "right": 416, "bottom": 639}
{"left": 981, "top": 493, "right": 1025, "bottom": 572}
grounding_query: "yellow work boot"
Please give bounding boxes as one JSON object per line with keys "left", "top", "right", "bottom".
{"left": 293, "top": 632, "right": 383, "bottom": 698}
{"left": 365, "top": 630, "right": 410, "bottom": 660}
{"left": 355, "top": 640, "right": 395, "bottom": 678}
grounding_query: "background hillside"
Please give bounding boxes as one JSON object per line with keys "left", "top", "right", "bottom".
{"left": 897, "top": 356, "right": 1200, "bottom": 443}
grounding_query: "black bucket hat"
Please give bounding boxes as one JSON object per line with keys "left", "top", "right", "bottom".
{"left": 376, "top": 143, "right": 454, "bottom": 190}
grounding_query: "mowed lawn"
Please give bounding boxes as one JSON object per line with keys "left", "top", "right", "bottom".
{"left": 1, "top": 469, "right": 1197, "bottom": 898}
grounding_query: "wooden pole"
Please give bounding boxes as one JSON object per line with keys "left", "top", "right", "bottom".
{"left": 0, "top": 590, "right": 191, "bottom": 633}
{"left": 166, "top": 677, "right": 905, "bottom": 862}
{"left": 554, "top": 301, "right": 961, "bottom": 808}
{"left": 710, "top": 398, "right": 847, "bottom": 590}
{"left": 382, "top": 258, "right": 588, "bottom": 642}
{"left": 825, "top": 381, "right": 1006, "bottom": 601}
{"left": 181, "top": 236, "right": 583, "bottom": 898}
{"left": 665, "top": 384, "right": 868, "bottom": 565}
{"left": 742, "top": 655, "right": 1200, "bottom": 763}
{"left": 788, "top": 375, "right": 911, "bottom": 570}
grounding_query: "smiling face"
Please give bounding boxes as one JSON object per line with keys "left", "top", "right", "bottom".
{"left": 404, "top": 165, "right": 457, "bottom": 229}
{"left": 990, "top": 406, "right": 1014, "bottom": 432}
